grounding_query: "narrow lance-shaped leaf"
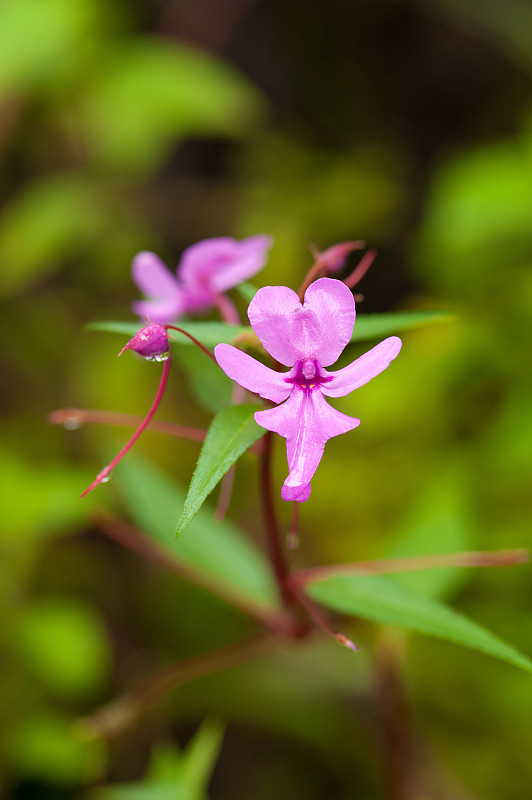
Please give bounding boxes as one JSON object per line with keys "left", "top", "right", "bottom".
{"left": 351, "top": 309, "right": 452, "bottom": 342}
{"left": 308, "top": 574, "right": 532, "bottom": 674}
{"left": 115, "top": 456, "right": 277, "bottom": 610}
{"left": 176, "top": 404, "right": 264, "bottom": 537}
{"left": 87, "top": 320, "right": 249, "bottom": 347}
{"left": 89, "top": 308, "right": 451, "bottom": 350}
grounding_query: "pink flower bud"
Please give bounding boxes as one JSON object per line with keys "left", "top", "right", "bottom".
{"left": 118, "top": 323, "right": 169, "bottom": 359}
{"left": 319, "top": 241, "right": 364, "bottom": 273}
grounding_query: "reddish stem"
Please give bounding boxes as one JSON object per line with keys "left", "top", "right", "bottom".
{"left": 289, "top": 582, "right": 358, "bottom": 652}
{"left": 79, "top": 634, "right": 283, "bottom": 738}
{"left": 260, "top": 431, "right": 292, "bottom": 606}
{"left": 292, "top": 548, "right": 530, "bottom": 586}
{"left": 165, "top": 325, "right": 216, "bottom": 362}
{"left": 49, "top": 408, "right": 206, "bottom": 442}
{"left": 298, "top": 240, "right": 366, "bottom": 300}
{"left": 214, "top": 293, "right": 241, "bottom": 325}
{"left": 344, "top": 248, "right": 377, "bottom": 288}
{"left": 80, "top": 357, "right": 171, "bottom": 497}
{"left": 287, "top": 502, "right": 300, "bottom": 550}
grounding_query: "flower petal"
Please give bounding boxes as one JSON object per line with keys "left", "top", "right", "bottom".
{"left": 255, "top": 389, "right": 359, "bottom": 502}
{"left": 214, "top": 344, "right": 292, "bottom": 403}
{"left": 210, "top": 235, "right": 272, "bottom": 293}
{"left": 131, "top": 251, "right": 186, "bottom": 322}
{"left": 132, "top": 297, "right": 186, "bottom": 324}
{"left": 321, "top": 336, "right": 402, "bottom": 397}
{"left": 132, "top": 251, "right": 181, "bottom": 298}
{"left": 178, "top": 236, "right": 271, "bottom": 297}
{"left": 248, "top": 286, "right": 306, "bottom": 366}
{"left": 302, "top": 278, "right": 355, "bottom": 366}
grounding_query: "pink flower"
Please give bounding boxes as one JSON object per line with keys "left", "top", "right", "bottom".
{"left": 132, "top": 235, "right": 272, "bottom": 323}
{"left": 215, "top": 278, "right": 402, "bottom": 502}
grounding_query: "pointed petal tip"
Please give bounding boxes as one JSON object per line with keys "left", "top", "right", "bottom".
{"left": 335, "top": 632, "right": 359, "bottom": 653}
{"left": 281, "top": 481, "right": 312, "bottom": 503}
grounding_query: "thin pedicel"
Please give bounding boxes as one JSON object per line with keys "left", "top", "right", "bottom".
{"left": 80, "top": 322, "right": 216, "bottom": 498}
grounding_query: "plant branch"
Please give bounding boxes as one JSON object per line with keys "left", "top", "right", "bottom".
{"left": 49, "top": 408, "right": 207, "bottom": 441}
{"left": 80, "top": 357, "right": 171, "bottom": 497}
{"left": 292, "top": 548, "right": 530, "bottom": 586}
{"left": 78, "top": 634, "right": 282, "bottom": 739}
{"left": 92, "top": 511, "right": 295, "bottom": 636}
{"left": 259, "top": 431, "right": 293, "bottom": 607}
{"left": 165, "top": 325, "right": 217, "bottom": 362}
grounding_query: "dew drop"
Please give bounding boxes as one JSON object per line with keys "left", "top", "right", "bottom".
{"left": 100, "top": 471, "right": 113, "bottom": 484}
{"left": 145, "top": 352, "right": 169, "bottom": 363}
{"left": 286, "top": 531, "right": 299, "bottom": 551}
{"left": 63, "top": 418, "right": 83, "bottom": 431}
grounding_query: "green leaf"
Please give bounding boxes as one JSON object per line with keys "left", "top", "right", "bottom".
{"left": 12, "top": 601, "right": 110, "bottom": 699}
{"left": 89, "top": 308, "right": 451, "bottom": 352}
{"left": 175, "top": 345, "right": 232, "bottom": 413}
{"left": 6, "top": 711, "right": 104, "bottom": 785}
{"left": 0, "top": 174, "right": 110, "bottom": 298}
{"left": 82, "top": 40, "right": 263, "bottom": 173}
{"left": 176, "top": 405, "right": 264, "bottom": 537}
{"left": 351, "top": 309, "right": 452, "bottom": 342}
{"left": 176, "top": 720, "right": 224, "bottom": 795}
{"left": 90, "top": 721, "right": 223, "bottom": 800}
{"left": 87, "top": 320, "right": 248, "bottom": 348}
{"left": 381, "top": 467, "right": 475, "bottom": 600}
{"left": 115, "top": 456, "right": 277, "bottom": 612}
{"left": 235, "top": 281, "right": 259, "bottom": 302}
{"left": 308, "top": 574, "right": 532, "bottom": 674}
{"left": 0, "top": 0, "right": 99, "bottom": 96}
{"left": 91, "top": 784, "right": 187, "bottom": 800}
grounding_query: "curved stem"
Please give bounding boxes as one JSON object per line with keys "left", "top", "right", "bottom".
{"left": 165, "top": 325, "right": 216, "bottom": 362}
{"left": 214, "top": 293, "right": 241, "bottom": 325}
{"left": 287, "top": 502, "right": 300, "bottom": 550}
{"left": 290, "top": 582, "right": 358, "bottom": 652}
{"left": 80, "top": 358, "right": 171, "bottom": 498}
{"left": 79, "top": 634, "right": 282, "bottom": 739}
{"left": 260, "top": 431, "right": 292, "bottom": 606}
{"left": 298, "top": 240, "right": 366, "bottom": 300}
{"left": 344, "top": 248, "right": 377, "bottom": 289}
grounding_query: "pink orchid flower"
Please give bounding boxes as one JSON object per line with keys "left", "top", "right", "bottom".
{"left": 132, "top": 235, "right": 272, "bottom": 323}
{"left": 215, "top": 278, "right": 402, "bottom": 502}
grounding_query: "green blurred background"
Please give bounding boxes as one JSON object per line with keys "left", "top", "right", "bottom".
{"left": 1, "top": 0, "right": 532, "bottom": 797}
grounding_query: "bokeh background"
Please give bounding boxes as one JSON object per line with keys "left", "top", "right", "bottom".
{"left": 1, "top": 0, "right": 532, "bottom": 797}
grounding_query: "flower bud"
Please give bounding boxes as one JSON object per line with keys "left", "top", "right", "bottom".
{"left": 319, "top": 241, "right": 364, "bottom": 273}
{"left": 118, "top": 323, "right": 169, "bottom": 359}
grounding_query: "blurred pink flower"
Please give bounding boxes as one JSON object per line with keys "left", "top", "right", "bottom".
{"left": 215, "top": 278, "right": 402, "bottom": 502}
{"left": 132, "top": 235, "right": 272, "bottom": 323}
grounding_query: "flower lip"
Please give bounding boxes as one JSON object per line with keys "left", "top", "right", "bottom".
{"left": 285, "top": 359, "right": 334, "bottom": 391}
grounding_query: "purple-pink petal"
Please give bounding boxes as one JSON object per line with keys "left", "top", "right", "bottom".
{"left": 214, "top": 343, "right": 292, "bottom": 404}
{"left": 178, "top": 236, "right": 271, "bottom": 295}
{"left": 131, "top": 251, "right": 186, "bottom": 322}
{"left": 248, "top": 278, "right": 355, "bottom": 368}
{"left": 132, "top": 251, "right": 181, "bottom": 298}
{"left": 302, "top": 278, "right": 355, "bottom": 366}
{"left": 248, "top": 286, "right": 306, "bottom": 366}
{"left": 133, "top": 296, "right": 186, "bottom": 324}
{"left": 255, "top": 389, "right": 360, "bottom": 503}
{"left": 321, "top": 336, "right": 402, "bottom": 398}
{"left": 210, "top": 235, "right": 272, "bottom": 294}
